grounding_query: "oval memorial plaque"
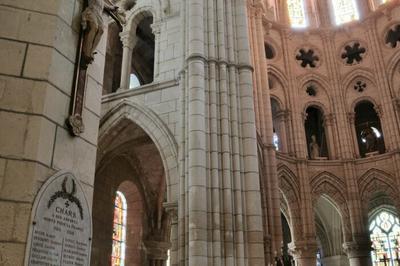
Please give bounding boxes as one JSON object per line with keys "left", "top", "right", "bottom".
{"left": 25, "top": 171, "right": 92, "bottom": 266}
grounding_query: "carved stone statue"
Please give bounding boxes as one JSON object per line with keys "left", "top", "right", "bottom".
{"left": 362, "top": 127, "right": 377, "bottom": 153}
{"left": 309, "top": 135, "right": 320, "bottom": 159}
{"left": 81, "top": 0, "right": 126, "bottom": 64}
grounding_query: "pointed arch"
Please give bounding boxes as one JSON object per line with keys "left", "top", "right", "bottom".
{"left": 267, "top": 65, "right": 289, "bottom": 89}
{"left": 99, "top": 100, "right": 178, "bottom": 202}
{"left": 277, "top": 164, "right": 302, "bottom": 240}
{"left": 298, "top": 73, "right": 332, "bottom": 92}
{"left": 310, "top": 172, "right": 352, "bottom": 241}
{"left": 125, "top": 6, "right": 157, "bottom": 35}
{"left": 342, "top": 68, "right": 376, "bottom": 90}
{"left": 359, "top": 168, "right": 400, "bottom": 213}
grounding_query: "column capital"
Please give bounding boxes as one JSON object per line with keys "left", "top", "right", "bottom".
{"left": 163, "top": 201, "right": 178, "bottom": 224}
{"left": 151, "top": 21, "right": 162, "bottom": 35}
{"left": 288, "top": 240, "right": 318, "bottom": 259}
{"left": 323, "top": 113, "right": 336, "bottom": 126}
{"left": 302, "top": 111, "right": 308, "bottom": 124}
{"left": 374, "top": 104, "right": 383, "bottom": 118}
{"left": 119, "top": 31, "right": 137, "bottom": 49}
{"left": 143, "top": 240, "right": 171, "bottom": 261}
{"left": 347, "top": 112, "right": 356, "bottom": 124}
{"left": 343, "top": 240, "right": 372, "bottom": 258}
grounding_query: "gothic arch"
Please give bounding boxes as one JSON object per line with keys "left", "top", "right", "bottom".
{"left": 125, "top": 5, "right": 157, "bottom": 35}
{"left": 310, "top": 171, "right": 352, "bottom": 241}
{"left": 359, "top": 168, "right": 400, "bottom": 214}
{"left": 297, "top": 73, "right": 331, "bottom": 93}
{"left": 342, "top": 68, "right": 376, "bottom": 91}
{"left": 350, "top": 95, "right": 380, "bottom": 112}
{"left": 387, "top": 51, "right": 400, "bottom": 96}
{"left": 99, "top": 100, "right": 179, "bottom": 202}
{"left": 298, "top": 74, "right": 333, "bottom": 113}
{"left": 267, "top": 65, "right": 289, "bottom": 89}
{"left": 277, "top": 164, "right": 302, "bottom": 240}
{"left": 303, "top": 101, "right": 329, "bottom": 115}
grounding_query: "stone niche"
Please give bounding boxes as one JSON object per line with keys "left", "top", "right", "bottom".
{"left": 24, "top": 171, "right": 92, "bottom": 266}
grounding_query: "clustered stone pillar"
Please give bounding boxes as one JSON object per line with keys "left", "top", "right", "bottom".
{"left": 119, "top": 31, "right": 136, "bottom": 91}
{"left": 176, "top": 0, "right": 266, "bottom": 264}
{"left": 144, "top": 240, "right": 171, "bottom": 266}
{"left": 248, "top": 2, "right": 284, "bottom": 264}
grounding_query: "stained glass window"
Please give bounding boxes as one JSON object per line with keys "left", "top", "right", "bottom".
{"left": 370, "top": 210, "right": 400, "bottom": 266}
{"left": 287, "top": 0, "right": 307, "bottom": 28}
{"left": 332, "top": 0, "right": 359, "bottom": 25}
{"left": 111, "top": 191, "right": 127, "bottom": 266}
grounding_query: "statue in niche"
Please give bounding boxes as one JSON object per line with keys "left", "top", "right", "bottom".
{"left": 362, "top": 127, "right": 377, "bottom": 153}
{"left": 309, "top": 135, "right": 320, "bottom": 159}
{"left": 81, "top": 0, "right": 126, "bottom": 64}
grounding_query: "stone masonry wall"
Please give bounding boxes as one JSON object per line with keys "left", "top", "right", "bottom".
{"left": 0, "top": 1, "right": 105, "bottom": 264}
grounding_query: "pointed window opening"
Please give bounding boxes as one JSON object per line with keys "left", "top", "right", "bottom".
{"left": 111, "top": 191, "right": 127, "bottom": 266}
{"left": 331, "top": 0, "right": 359, "bottom": 25}
{"left": 370, "top": 210, "right": 400, "bottom": 265}
{"left": 287, "top": 0, "right": 307, "bottom": 28}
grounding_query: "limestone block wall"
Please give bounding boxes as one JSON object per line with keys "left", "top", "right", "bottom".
{"left": 0, "top": 1, "right": 105, "bottom": 264}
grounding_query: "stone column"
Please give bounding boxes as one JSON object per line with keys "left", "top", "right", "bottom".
{"left": 289, "top": 241, "right": 318, "bottom": 266}
{"left": 324, "top": 113, "right": 337, "bottom": 159}
{"left": 347, "top": 112, "right": 360, "bottom": 157}
{"left": 343, "top": 240, "right": 372, "bottom": 266}
{"left": 118, "top": 31, "right": 136, "bottom": 91}
{"left": 274, "top": 111, "right": 288, "bottom": 153}
{"left": 151, "top": 21, "right": 161, "bottom": 81}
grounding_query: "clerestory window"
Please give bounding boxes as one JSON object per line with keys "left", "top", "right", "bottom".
{"left": 287, "top": 0, "right": 307, "bottom": 28}
{"left": 331, "top": 0, "right": 359, "bottom": 25}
